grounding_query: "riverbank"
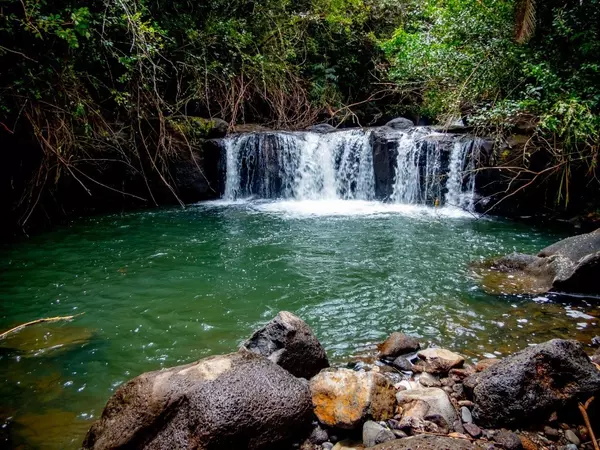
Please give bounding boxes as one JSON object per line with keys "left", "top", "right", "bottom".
{"left": 82, "top": 311, "right": 600, "bottom": 450}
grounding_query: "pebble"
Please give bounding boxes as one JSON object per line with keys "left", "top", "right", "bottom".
{"left": 453, "top": 419, "right": 465, "bottom": 434}
{"left": 461, "top": 406, "right": 473, "bottom": 424}
{"left": 565, "top": 429, "right": 580, "bottom": 445}
{"left": 322, "top": 443, "right": 333, "bottom": 450}
{"left": 560, "top": 445, "right": 578, "bottom": 450}
{"left": 493, "top": 430, "right": 522, "bottom": 450}
{"left": 458, "top": 400, "right": 474, "bottom": 407}
{"left": 464, "top": 423, "right": 482, "bottom": 438}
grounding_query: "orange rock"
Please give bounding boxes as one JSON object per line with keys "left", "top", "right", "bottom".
{"left": 310, "top": 369, "right": 396, "bottom": 429}
{"left": 520, "top": 436, "right": 539, "bottom": 450}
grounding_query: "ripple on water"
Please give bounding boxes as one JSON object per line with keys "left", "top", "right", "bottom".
{"left": 0, "top": 200, "right": 598, "bottom": 449}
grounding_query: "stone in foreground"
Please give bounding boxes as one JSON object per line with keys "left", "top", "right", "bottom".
{"left": 416, "top": 348, "right": 465, "bottom": 373}
{"left": 370, "top": 434, "right": 490, "bottom": 449}
{"left": 466, "top": 339, "right": 600, "bottom": 428}
{"left": 362, "top": 421, "right": 395, "bottom": 448}
{"left": 378, "top": 332, "right": 420, "bottom": 358}
{"left": 83, "top": 352, "right": 312, "bottom": 450}
{"left": 240, "top": 311, "right": 329, "bottom": 379}
{"left": 396, "top": 387, "right": 457, "bottom": 428}
{"left": 310, "top": 369, "right": 396, "bottom": 429}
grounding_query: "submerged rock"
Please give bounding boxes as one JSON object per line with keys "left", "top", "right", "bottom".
{"left": 310, "top": 369, "right": 396, "bottom": 429}
{"left": 82, "top": 351, "right": 312, "bottom": 450}
{"left": 309, "top": 123, "right": 337, "bottom": 133}
{"left": 473, "top": 228, "right": 600, "bottom": 296}
{"left": 466, "top": 339, "right": 600, "bottom": 428}
{"left": 240, "top": 311, "right": 329, "bottom": 379}
{"left": 378, "top": 332, "right": 420, "bottom": 358}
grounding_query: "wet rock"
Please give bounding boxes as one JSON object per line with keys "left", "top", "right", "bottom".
{"left": 493, "top": 430, "right": 523, "bottom": 450}
{"left": 564, "top": 430, "right": 580, "bottom": 446}
{"left": 241, "top": 311, "right": 329, "bottom": 379}
{"left": 309, "top": 123, "right": 336, "bottom": 134}
{"left": 463, "top": 423, "right": 482, "bottom": 439}
{"left": 370, "top": 434, "right": 485, "bottom": 449}
{"left": 396, "top": 388, "right": 457, "bottom": 427}
{"left": 363, "top": 421, "right": 396, "bottom": 448}
{"left": 473, "top": 228, "right": 600, "bottom": 296}
{"left": 391, "top": 357, "right": 413, "bottom": 372}
{"left": 384, "top": 118, "right": 415, "bottom": 130}
{"left": 416, "top": 348, "right": 465, "bottom": 374}
{"left": 467, "top": 339, "right": 600, "bottom": 428}
{"left": 311, "top": 369, "right": 396, "bottom": 429}
{"left": 475, "top": 359, "right": 500, "bottom": 372}
{"left": 379, "top": 333, "right": 420, "bottom": 358}
{"left": 461, "top": 407, "right": 473, "bottom": 424}
{"left": 82, "top": 352, "right": 312, "bottom": 450}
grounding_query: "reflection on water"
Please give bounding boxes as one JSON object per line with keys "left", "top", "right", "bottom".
{"left": 0, "top": 200, "right": 598, "bottom": 449}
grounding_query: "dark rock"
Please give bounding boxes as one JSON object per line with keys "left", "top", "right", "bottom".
{"left": 475, "top": 359, "right": 501, "bottom": 372}
{"left": 553, "top": 250, "right": 600, "bottom": 294}
{"left": 385, "top": 117, "right": 415, "bottom": 130}
{"left": 463, "top": 423, "right": 482, "bottom": 439}
{"left": 363, "top": 421, "right": 396, "bottom": 448}
{"left": 391, "top": 357, "right": 413, "bottom": 372}
{"left": 538, "top": 228, "right": 600, "bottom": 261}
{"left": 370, "top": 434, "right": 487, "bottom": 449}
{"left": 309, "top": 123, "right": 337, "bottom": 133}
{"left": 467, "top": 339, "right": 600, "bottom": 428}
{"left": 543, "top": 426, "right": 559, "bottom": 440}
{"left": 309, "top": 425, "right": 329, "bottom": 445}
{"left": 379, "top": 333, "right": 420, "bottom": 358}
{"left": 493, "top": 430, "right": 523, "bottom": 450}
{"left": 564, "top": 430, "right": 580, "bottom": 445}
{"left": 424, "top": 414, "right": 450, "bottom": 434}
{"left": 82, "top": 352, "right": 313, "bottom": 450}
{"left": 241, "top": 311, "right": 329, "bottom": 379}
{"left": 172, "top": 140, "right": 221, "bottom": 202}
{"left": 453, "top": 420, "right": 465, "bottom": 434}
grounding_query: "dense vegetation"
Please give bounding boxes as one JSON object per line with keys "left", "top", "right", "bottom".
{"left": 1, "top": 0, "right": 598, "bottom": 233}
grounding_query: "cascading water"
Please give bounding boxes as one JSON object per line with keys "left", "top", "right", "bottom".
{"left": 222, "top": 127, "right": 479, "bottom": 211}
{"left": 223, "top": 129, "right": 375, "bottom": 201}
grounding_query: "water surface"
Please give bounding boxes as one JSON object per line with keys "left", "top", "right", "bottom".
{"left": 1, "top": 200, "right": 598, "bottom": 449}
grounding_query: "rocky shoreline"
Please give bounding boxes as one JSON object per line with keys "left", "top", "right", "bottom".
{"left": 82, "top": 311, "right": 600, "bottom": 450}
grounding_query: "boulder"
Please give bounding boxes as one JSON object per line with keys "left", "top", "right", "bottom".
{"left": 384, "top": 118, "right": 415, "bottom": 130}
{"left": 370, "top": 434, "right": 488, "bottom": 449}
{"left": 378, "top": 332, "right": 420, "bottom": 358}
{"left": 396, "top": 388, "right": 457, "bottom": 427}
{"left": 472, "top": 228, "right": 600, "bottom": 296}
{"left": 82, "top": 352, "right": 313, "bottom": 450}
{"left": 309, "top": 123, "right": 337, "bottom": 133}
{"left": 466, "top": 339, "right": 600, "bottom": 428}
{"left": 416, "top": 348, "right": 465, "bottom": 374}
{"left": 240, "top": 311, "right": 329, "bottom": 379}
{"left": 310, "top": 369, "right": 396, "bottom": 429}
{"left": 362, "top": 421, "right": 395, "bottom": 448}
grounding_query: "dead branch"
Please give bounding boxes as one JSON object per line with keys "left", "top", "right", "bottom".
{"left": 0, "top": 313, "right": 85, "bottom": 340}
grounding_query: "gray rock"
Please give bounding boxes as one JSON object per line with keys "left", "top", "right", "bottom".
{"left": 384, "top": 117, "right": 415, "bottom": 130}
{"left": 492, "top": 430, "right": 522, "bottom": 450}
{"left": 396, "top": 387, "right": 457, "bottom": 426}
{"left": 391, "top": 357, "right": 413, "bottom": 372}
{"left": 370, "top": 434, "right": 486, "bottom": 449}
{"left": 461, "top": 406, "right": 473, "bottom": 424}
{"left": 363, "top": 421, "right": 396, "bottom": 448}
{"left": 539, "top": 228, "right": 600, "bottom": 261}
{"left": 463, "top": 423, "right": 482, "bottom": 438}
{"left": 419, "top": 373, "right": 441, "bottom": 387}
{"left": 379, "top": 332, "right": 420, "bottom": 358}
{"left": 82, "top": 352, "right": 313, "bottom": 450}
{"left": 560, "top": 445, "right": 578, "bottom": 450}
{"left": 309, "top": 123, "right": 336, "bottom": 133}
{"left": 564, "top": 430, "right": 580, "bottom": 445}
{"left": 241, "top": 311, "right": 329, "bottom": 379}
{"left": 322, "top": 443, "right": 334, "bottom": 450}
{"left": 543, "top": 426, "right": 559, "bottom": 440}
{"left": 309, "top": 425, "right": 329, "bottom": 445}
{"left": 467, "top": 339, "right": 600, "bottom": 428}
{"left": 416, "top": 348, "right": 465, "bottom": 374}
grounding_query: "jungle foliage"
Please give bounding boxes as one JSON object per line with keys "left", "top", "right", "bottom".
{"left": 0, "top": 0, "right": 599, "bottom": 231}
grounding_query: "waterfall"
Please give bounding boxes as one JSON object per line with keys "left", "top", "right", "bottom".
{"left": 222, "top": 127, "right": 478, "bottom": 211}
{"left": 223, "top": 129, "right": 375, "bottom": 201}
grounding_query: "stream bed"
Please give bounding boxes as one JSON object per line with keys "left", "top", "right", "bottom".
{"left": 1, "top": 200, "right": 598, "bottom": 449}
